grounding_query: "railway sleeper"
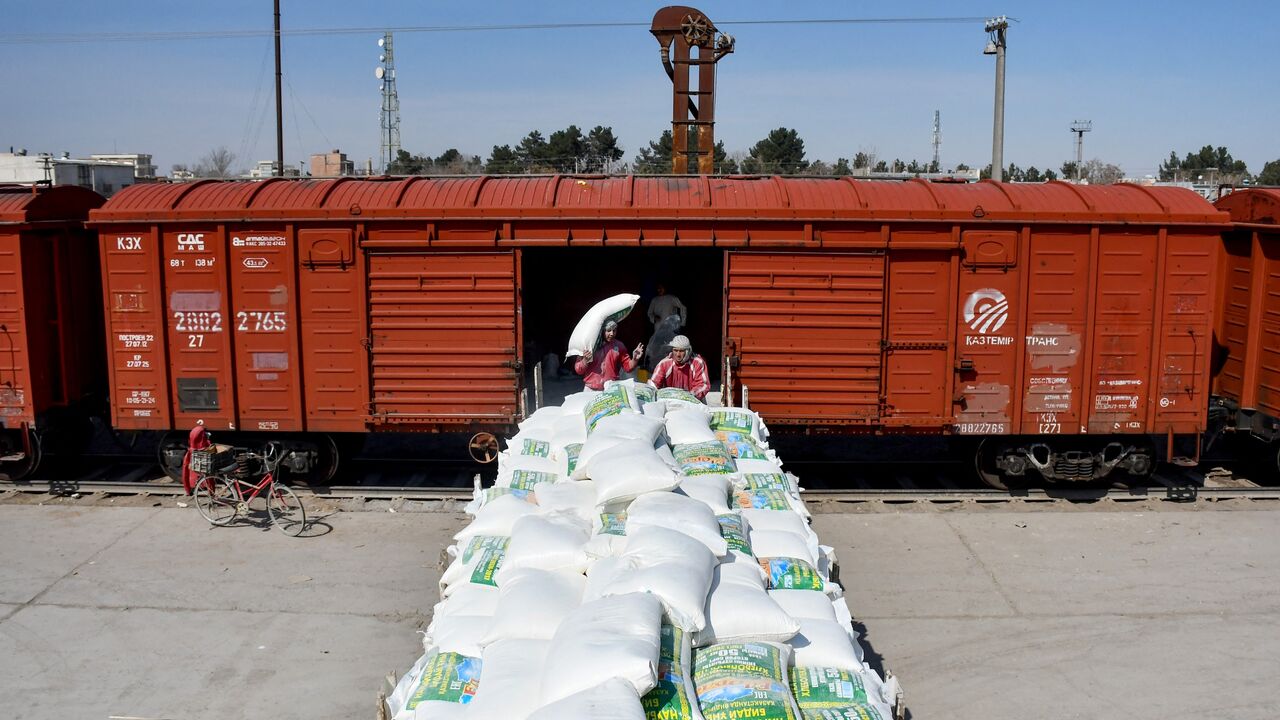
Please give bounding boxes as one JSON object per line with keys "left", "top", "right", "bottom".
{"left": 994, "top": 440, "right": 1153, "bottom": 482}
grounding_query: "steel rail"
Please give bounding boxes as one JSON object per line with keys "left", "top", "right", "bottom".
{"left": 2, "top": 480, "right": 1276, "bottom": 504}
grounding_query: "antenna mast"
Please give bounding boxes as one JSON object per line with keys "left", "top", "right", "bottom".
{"left": 1070, "top": 120, "right": 1092, "bottom": 181}
{"left": 932, "top": 110, "right": 941, "bottom": 171}
{"left": 377, "top": 32, "right": 401, "bottom": 174}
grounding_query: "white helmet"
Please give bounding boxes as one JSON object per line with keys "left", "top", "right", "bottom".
{"left": 669, "top": 335, "right": 692, "bottom": 351}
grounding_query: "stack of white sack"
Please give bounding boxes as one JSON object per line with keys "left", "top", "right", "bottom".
{"left": 387, "top": 382, "right": 899, "bottom": 720}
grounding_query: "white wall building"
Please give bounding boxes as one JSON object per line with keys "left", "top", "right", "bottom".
{"left": 0, "top": 151, "right": 137, "bottom": 197}
{"left": 89, "top": 153, "right": 157, "bottom": 180}
{"left": 246, "top": 160, "right": 301, "bottom": 179}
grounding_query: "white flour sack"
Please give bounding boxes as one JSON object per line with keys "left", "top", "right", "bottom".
{"left": 539, "top": 592, "right": 664, "bottom": 705}
{"left": 497, "top": 510, "right": 591, "bottom": 577}
{"left": 586, "top": 526, "right": 717, "bottom": 632}
{"left": 586, "top": 439, "right": 681, "bottom": 506}
{"left": 626, "top": 491, "right": 728, "bottom": 557}
{"left": 566, "top": 293, "right": 640, "bottom": 358}
{"left": 481, "top": 567, "right": 586, "bottom": 645}
{"left": 529, "top": 677, "right": 647, "bottom": 720}
{"left": 693, "top": 559, "right": 800, "bottom": 647}
{"left": 466, "top": 638, "right": 551, "bottom": 720}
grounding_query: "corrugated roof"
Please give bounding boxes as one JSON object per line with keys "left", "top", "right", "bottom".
{"left": 90, "top": 176, "right": 1229, "bottom": 225}
{"left": 1215, "top": 188, "right": 1280, "bottom": 225}
{"left": 0, "top": 184, "right": 104, "bottom": 224}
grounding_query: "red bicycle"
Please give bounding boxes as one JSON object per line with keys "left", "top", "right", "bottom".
{"left": 192, "top": 441, "right": 307, "bottom": 536}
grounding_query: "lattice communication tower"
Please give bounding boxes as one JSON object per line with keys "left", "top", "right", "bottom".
{"left": 377, "top": 33, "right": 401, "bottom": 174}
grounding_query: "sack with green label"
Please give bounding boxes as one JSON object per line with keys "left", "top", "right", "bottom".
{"left": 790, "top": 667, "right": 891, "bottom": 720}
{"left": 708, "top": 407, "right": 768, "bottom": 443}
{"left": 673, "top": 441, "right": 737, "bottom": 476}
{"left": 693, "top": 641, "right": 802, "bottom": 720}
{"left": 388, "top": 649, "right": 481, "bottom": 720}
{"left": 641, "top": 624, "right": 705, "bottom": 720}
{"left": 439, "top": 535, "right": 509, "bottom": 595}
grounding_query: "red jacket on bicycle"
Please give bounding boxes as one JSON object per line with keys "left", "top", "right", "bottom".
{"left": 181, "top": 422, "right": 210, "bottom": 495}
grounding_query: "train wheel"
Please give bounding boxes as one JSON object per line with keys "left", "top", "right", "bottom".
{"left": 312, "top": 434, "right": 341, "bottom": 484}
{"left": 1126, "top": 439, "right": 1158, "bottom": 481}
{"left": 0, "top": 428, "right": 42, "bottom": 480}
{"left": 468, "top": 432, "right": 499, "bottom": 464}
{"left": 156, "top": 431, "right": 188, "bottom": 482}
{"left": 973, "top": 438, "right": 1010, "bottom": 491}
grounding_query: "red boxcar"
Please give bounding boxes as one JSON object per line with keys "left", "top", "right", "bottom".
{"left": 0, "top": 184, "right": 106, "bottom": 478}
{"left": 1212, "top": 188, "right": 1280, "bottom": 465}
{"left": 89, "top": 176, "right": 1227, "bottom": 485}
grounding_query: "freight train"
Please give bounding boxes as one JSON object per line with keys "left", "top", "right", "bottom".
{"left": 2, "top": 176, "right": 1276, "bottom": 488}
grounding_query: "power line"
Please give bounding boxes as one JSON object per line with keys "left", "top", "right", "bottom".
{"left": 0, "top": 17, "right": 1003, "bottom": 44}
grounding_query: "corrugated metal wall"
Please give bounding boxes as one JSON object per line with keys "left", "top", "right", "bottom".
{"left": 725, "top": 252, "right": 884, "bottom": 423}
{"left": 367, "top": 251, "right": 520, "bottom": 424}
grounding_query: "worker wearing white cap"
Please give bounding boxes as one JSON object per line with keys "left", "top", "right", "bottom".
{"left": 650, "top": 334, "right": 710, "bottom": 400}
{"left": 574, "top": 319, "right": 643, "bottom": 391}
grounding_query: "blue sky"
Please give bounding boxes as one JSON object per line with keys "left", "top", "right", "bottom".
{"left": 4, "top": 1, "right": 1275, "bottom": 177}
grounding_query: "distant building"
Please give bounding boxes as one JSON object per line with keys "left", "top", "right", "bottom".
{"left": 1130, "top": 176, "right": 1221, "bottom": 201}
{"left": 246, "top": 160, "right": 301, "bottom": 179}
{"left": 89, "top": 153, "right": 157, "bottom": 180}
{"left": 311, "top": 149, "right": 354, "bottom": 178}
{"left": 0, "top": 151, "right": 137, "bottom": 197}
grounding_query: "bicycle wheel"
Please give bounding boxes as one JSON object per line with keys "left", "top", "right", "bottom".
{"left": 193, "top": 476, "right": 239, "bottom": 526}
{"left": 266, "top": 482, "right": 307, "bottom": 536}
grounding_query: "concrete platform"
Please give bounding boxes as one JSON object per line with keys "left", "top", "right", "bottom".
{"left": 1, "top": 502, "right": 1277, "bottom": 719}
{"left": 817, "top": 511, "right": 1280, "bottom": 720}
{"left": 0, "top": 503, "right": 467, "bottom": 720}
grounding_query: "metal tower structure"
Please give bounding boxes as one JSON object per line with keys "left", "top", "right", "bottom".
{"left": 651, "top": 6, "right": 734, "bottom": 175}
{"left": 932, "top": 110, "right": 941, "bottom": 171}
{"left": 1070, "top": 120, "right": 1092, "bottom": 181}
{"left": 377, "top": 32, "right": 401, "bottom": 174}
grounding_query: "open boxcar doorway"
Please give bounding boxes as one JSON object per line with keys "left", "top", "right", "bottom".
{"left": 520, "top": 248, "right": 725, "bottom": 406}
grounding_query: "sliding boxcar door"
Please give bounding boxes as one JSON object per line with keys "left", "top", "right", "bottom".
{"left": 367, "top": 251, "right": 520, "bottom": 426}
{"left": 724, "top": 251, "right": 884, "bottom": 425}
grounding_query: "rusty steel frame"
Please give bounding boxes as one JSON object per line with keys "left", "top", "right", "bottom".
{"left": 651, "top": 6, "right": 734, "bottom": 175}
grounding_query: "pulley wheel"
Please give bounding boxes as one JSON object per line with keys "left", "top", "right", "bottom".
{"left": 468, "top": 432, "right": 500, "bottom": 464}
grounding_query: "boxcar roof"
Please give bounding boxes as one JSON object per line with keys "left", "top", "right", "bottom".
{"left": 0, "top": 184, "right": 104, "bottom": 225}
{"left": 1214, "top": 188, "right": 1280, "bottom": 225}
{"left": 89, "top": 175, "right": 1227, "bottom": 225}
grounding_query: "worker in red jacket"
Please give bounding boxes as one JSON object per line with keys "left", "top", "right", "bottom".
{"left": 651, "top": 335, "right": 711, "bottom": 400}
{"left": 574, "top": 320, "right": 643, "bottom": 391}
{"left": 181, "top": 420, "right": 211, "bottom": 495}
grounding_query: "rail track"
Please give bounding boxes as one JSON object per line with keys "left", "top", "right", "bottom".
{"left": 3, "top": 474, "right": 1278, "bottom": 507}
{"left": 3, "top": 449, "right": 1276, "bottom": 509}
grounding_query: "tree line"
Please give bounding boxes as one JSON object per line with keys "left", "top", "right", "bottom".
{"left": 181, "top": 135, "right": 1280, "bottom": 186}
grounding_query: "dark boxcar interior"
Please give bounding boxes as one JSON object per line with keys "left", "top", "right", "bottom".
{"left": 521, "top": 248, "right": 725, "bottom": 387}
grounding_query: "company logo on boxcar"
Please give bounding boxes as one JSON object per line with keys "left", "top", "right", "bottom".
{"left": 963, "top": 289, "right": 1009, "bottom": 334}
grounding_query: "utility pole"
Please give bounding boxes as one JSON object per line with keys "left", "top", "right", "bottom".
{"left": 377, "top": 33, "right": 401, "bottom": 174}
{"left": 984, "top": 17, "right": 1008, "bottom": 181}
{"left": 274, "top": 0, "right": 283, "bottom": 177}
{"left": 1070, "top": 121, "right": 1092, "bottom": 181}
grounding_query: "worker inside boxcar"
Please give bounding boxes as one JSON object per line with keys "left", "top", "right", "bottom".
{"left": 647, "top": 283, "right": 687, "bottom": 329}
{"left": 574, "top": 320, "right": 644, "bottom": 391}
{"left": 651, "top": 335, "right": 710, "bottom": 400}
